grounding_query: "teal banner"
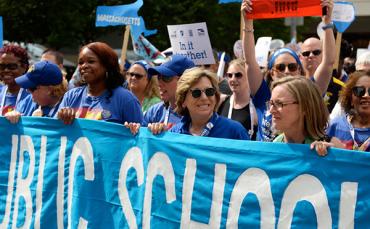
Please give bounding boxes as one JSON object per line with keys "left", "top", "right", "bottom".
{"left": 0, "top": 117, "right": 369, "bottom": 228}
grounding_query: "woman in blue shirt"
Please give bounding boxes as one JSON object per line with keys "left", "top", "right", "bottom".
{"left": 148, "top": 67, "right": 249, "bottom": 140}
{"left": 57, "top": 42, "right": 143, "bottom": 125}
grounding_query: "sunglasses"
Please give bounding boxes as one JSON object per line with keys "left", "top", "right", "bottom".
{"left": 189, "top": 87, "right": 216, "bottom": 98}
{"left": 0, "top": 63, "right": 20, "bottom": 71}
{"left": 226, "top": 72, "right": 243, "bottom": 79}
{"left": 158, "top": 75, "right": 174, "bottom": 83}
{"left": 27, "top": 86, "right": 39, "bottom": 93}
{"left": 352, "top": 86, "right": 370, "bottom": 97}
{"left": 126, "top": 72, "right": 145, "bottom": 80}
{"left": 274, "top": 63, "right": 298, "bottom": 73}
{"left": 301, "top": 49, "right": 322, "bottom": 57}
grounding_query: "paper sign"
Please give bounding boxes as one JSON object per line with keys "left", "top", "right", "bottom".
{"left": 233, "top": 40, "right": 243, "bottom": 59}
{"left": 255, "top": 37, "right": 272, "bottom": 67}
{"left": 167, "top": 22, "right": 215, "bottom": 65}
{"left": 332, "top": 1, "right": 355, "bottom": 33}
{"left": 246, "top": 0, "right": 321, "bottom": 19}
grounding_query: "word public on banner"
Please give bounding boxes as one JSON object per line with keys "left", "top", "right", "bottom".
{"left": 245, "top": 0, "right": 322, "bottom": 19}
{"left": 167, "top": 22, "right": 215, "bottom": 65}
{"left": 0, "top": 117, "right": 370, "bottom": 228}
{"left": 95, "top": 0, "right": 156, "bottom": 41}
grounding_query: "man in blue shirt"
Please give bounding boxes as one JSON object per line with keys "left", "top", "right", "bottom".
{"left": 143, "top": 55, "right": 195, "bottom": 128}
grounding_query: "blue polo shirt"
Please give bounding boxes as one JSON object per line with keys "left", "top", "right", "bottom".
{"left": 170, "top": 113, "right": 250, "bottom": 140}
{"left": 143, "top": 102, "right": 182, "bottom": 128}
{"left": 58, "top": 86, "right": 143, "bottom": 124}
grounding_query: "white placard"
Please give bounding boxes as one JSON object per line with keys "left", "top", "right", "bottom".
{"left": 332, "top": 3, "right": 355, "bottom": 23}
{"left": 255, "top": 37, "right": 272, "bottom": 68}
{"left": 167, "top": 22, "right": 215, "bottom": 65}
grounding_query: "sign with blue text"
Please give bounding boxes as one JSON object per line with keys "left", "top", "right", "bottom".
{"left": 167, "top": 22, "right": 215, "bottom": 65}
{"left": 0, "top": 117, "right": 369, "bottom": 228}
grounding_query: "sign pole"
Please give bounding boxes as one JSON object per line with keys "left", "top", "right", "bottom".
{"left": 120, "top": 25, "right": 130, "bottom": 71}
{"left": 333, "top": 32, "right": 342, "bottom": 71}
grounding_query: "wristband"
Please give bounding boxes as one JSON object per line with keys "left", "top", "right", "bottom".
{"left": 322, "top": 23, "right": 334, "bottom": 30}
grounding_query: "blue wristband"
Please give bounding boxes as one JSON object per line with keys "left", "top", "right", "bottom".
{"left": 322, "top": 23, "right": 334, "bottom": 30}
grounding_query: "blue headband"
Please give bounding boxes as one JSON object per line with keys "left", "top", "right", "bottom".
{"left": 132, "top": 60, "right": 151, "bottom": 78}
{"left": 268, "top": 48, "right": 302, "bottom": 70}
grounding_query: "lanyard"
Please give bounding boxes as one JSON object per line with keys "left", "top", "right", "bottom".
{"left": 346, "top": 115, "right": 370, "bottom": 151}
{"left": 164, "top": 107, "right": 171, "bottom": 125}
{"left": 1, "top": 86, "right": 24, "bottom": 114}
{"left": 227, "top": 95, "right": 254, "bottom": 138}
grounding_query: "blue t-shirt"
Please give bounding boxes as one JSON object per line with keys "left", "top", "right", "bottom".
{"left": 170, "top": 112, "right": 250, "bottom": 140}
{"left": 142, "top": 102, "right": 182, "bottom": 127}
{"left": 251, "top": 80, "right": 273, "bottom": 141}
{"left": 327, "top": 115, "right": 370, "bottom": 151}
{"left": 58, "top": 86, "right": 143, "bottom": 124}
{"left": 16, "top": 94, "right": 61, "bottom": 117}
{"left": 0, "top": 87, "right": 29, "bottom": 116}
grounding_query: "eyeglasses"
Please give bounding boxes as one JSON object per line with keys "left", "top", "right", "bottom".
{"left": 301, "top": 49, "right": 322, "bottom": 57}
{"left": 267, "top": 100, "right": 298, "bottom": 109}
{"left": 273, "top": 63, "right": 298, "bottom": 73}
{"left": 189, "top": 87, "right": 216, "bottom": 98}
{"left": 352, "top": 86, "right": 370, "bottom": 97}
{"left": 126, "top": 72, "right": 145, "bottom": 80}
{"left": 158, "top": 75, "right": 174, "bottom": 83}
{"left": 226, "top": 72, "right": 243, "bottom": 79}
{"left": 0, "top": 63, "right": 20, "bottom": 71}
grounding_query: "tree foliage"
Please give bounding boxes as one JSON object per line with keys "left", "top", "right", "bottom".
{"left": 0, "top": 0, "right": 319, "bottom": 54}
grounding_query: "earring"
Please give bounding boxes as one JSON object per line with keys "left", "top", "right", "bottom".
{"left": 106, "top": 72, "right": 109, "bottom": 79}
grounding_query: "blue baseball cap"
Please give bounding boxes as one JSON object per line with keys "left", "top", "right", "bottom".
{"left": 15, "top": 61, "right": 63, "bottom": 89}
{"left": 148, "top": 55, "right": 195, "bottom": 77}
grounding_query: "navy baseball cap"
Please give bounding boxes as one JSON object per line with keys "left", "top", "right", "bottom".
{"left": 148, "top": 55, "right": 195, "bottom": 77}
{"left": 15, "top": 61, "right": 63, "bottom": 89}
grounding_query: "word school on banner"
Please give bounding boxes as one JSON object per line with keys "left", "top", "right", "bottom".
{"left": 0, "top": 117, "right": 369, "bottom": 228}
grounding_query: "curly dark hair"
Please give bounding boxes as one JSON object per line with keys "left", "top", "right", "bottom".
{"left": 79, "top": 42, "right": 124, "bottom": 98}
{"left": 340, "top": 70, "right": 370, "bottom": 114}
{"left": 0, "top": 44, "right": 29, "bottom": 69}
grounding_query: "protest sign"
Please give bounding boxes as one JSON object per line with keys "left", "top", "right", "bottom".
{"left": 0, "top": 117, "right": 369, "bottom": 228}
{"left": 332, "top": 1, "right": 355, "bottom": 33}
{"left": 167, "top": 22, "right": 215, "bottom": 65}
{"left": 244, "top": 0, "right": 322, "bottom": 19}
{"left": 255, "top": 37, "right": 272, "bottom": 67}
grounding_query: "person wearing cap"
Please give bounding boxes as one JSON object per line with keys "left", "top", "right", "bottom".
{"left": 241, "top": 0, "right": 334, "bottom": 142}
{"left": 142, "top": 54, "right": 195, "bottom": 128}
{"left": 5, "top": 61, "right": 67, "bottom": 123}
{"left": 57, "top": 42, "right": 143, "bottom": 125}
{"left": 126, "top": 60, "right": 160, "bottom": 113}
{"left": 0, "top": 44, "right": 30, "bottom": 116}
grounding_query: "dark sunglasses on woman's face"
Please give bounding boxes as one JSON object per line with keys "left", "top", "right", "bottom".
{"left": 301, "top": 49, "right": 322, "bottom": 57}
{"left": 0, "top": 63, "right": 20, "bottom": 71}
{"left": 352, "top": 86, "right": 370, "bottom": 97}
{"left": 226, "top": 72, "right": 243, "bottom": 79}
{"left": 189, "top": 87, "right": 216, "bottom": 99}
{"left": 157, "top": 75, "right": 174, "bottom": 83}
{"left": 274, "top": 63, "right": 298, "bottom": 73}
{"left": 126, "top": 72, "right": 145, "bottom": 80}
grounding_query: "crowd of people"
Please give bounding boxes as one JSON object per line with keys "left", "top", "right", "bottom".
{"left": 0, "top": 0, "right": 369, "bottom": 153}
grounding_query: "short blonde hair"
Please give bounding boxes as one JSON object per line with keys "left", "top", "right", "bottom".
{"left": 175, "top": 67, "right": 220, "bottom": 116}
{"left": 271, "top": 76, "right": 328, "bottom": 140}
{"left": 49, "top": 78, "right": 68, "bottom": 99}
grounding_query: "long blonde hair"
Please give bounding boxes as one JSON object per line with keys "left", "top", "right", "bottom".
{"left": 271, "top": 76, "right": 328, "bottom": 140}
